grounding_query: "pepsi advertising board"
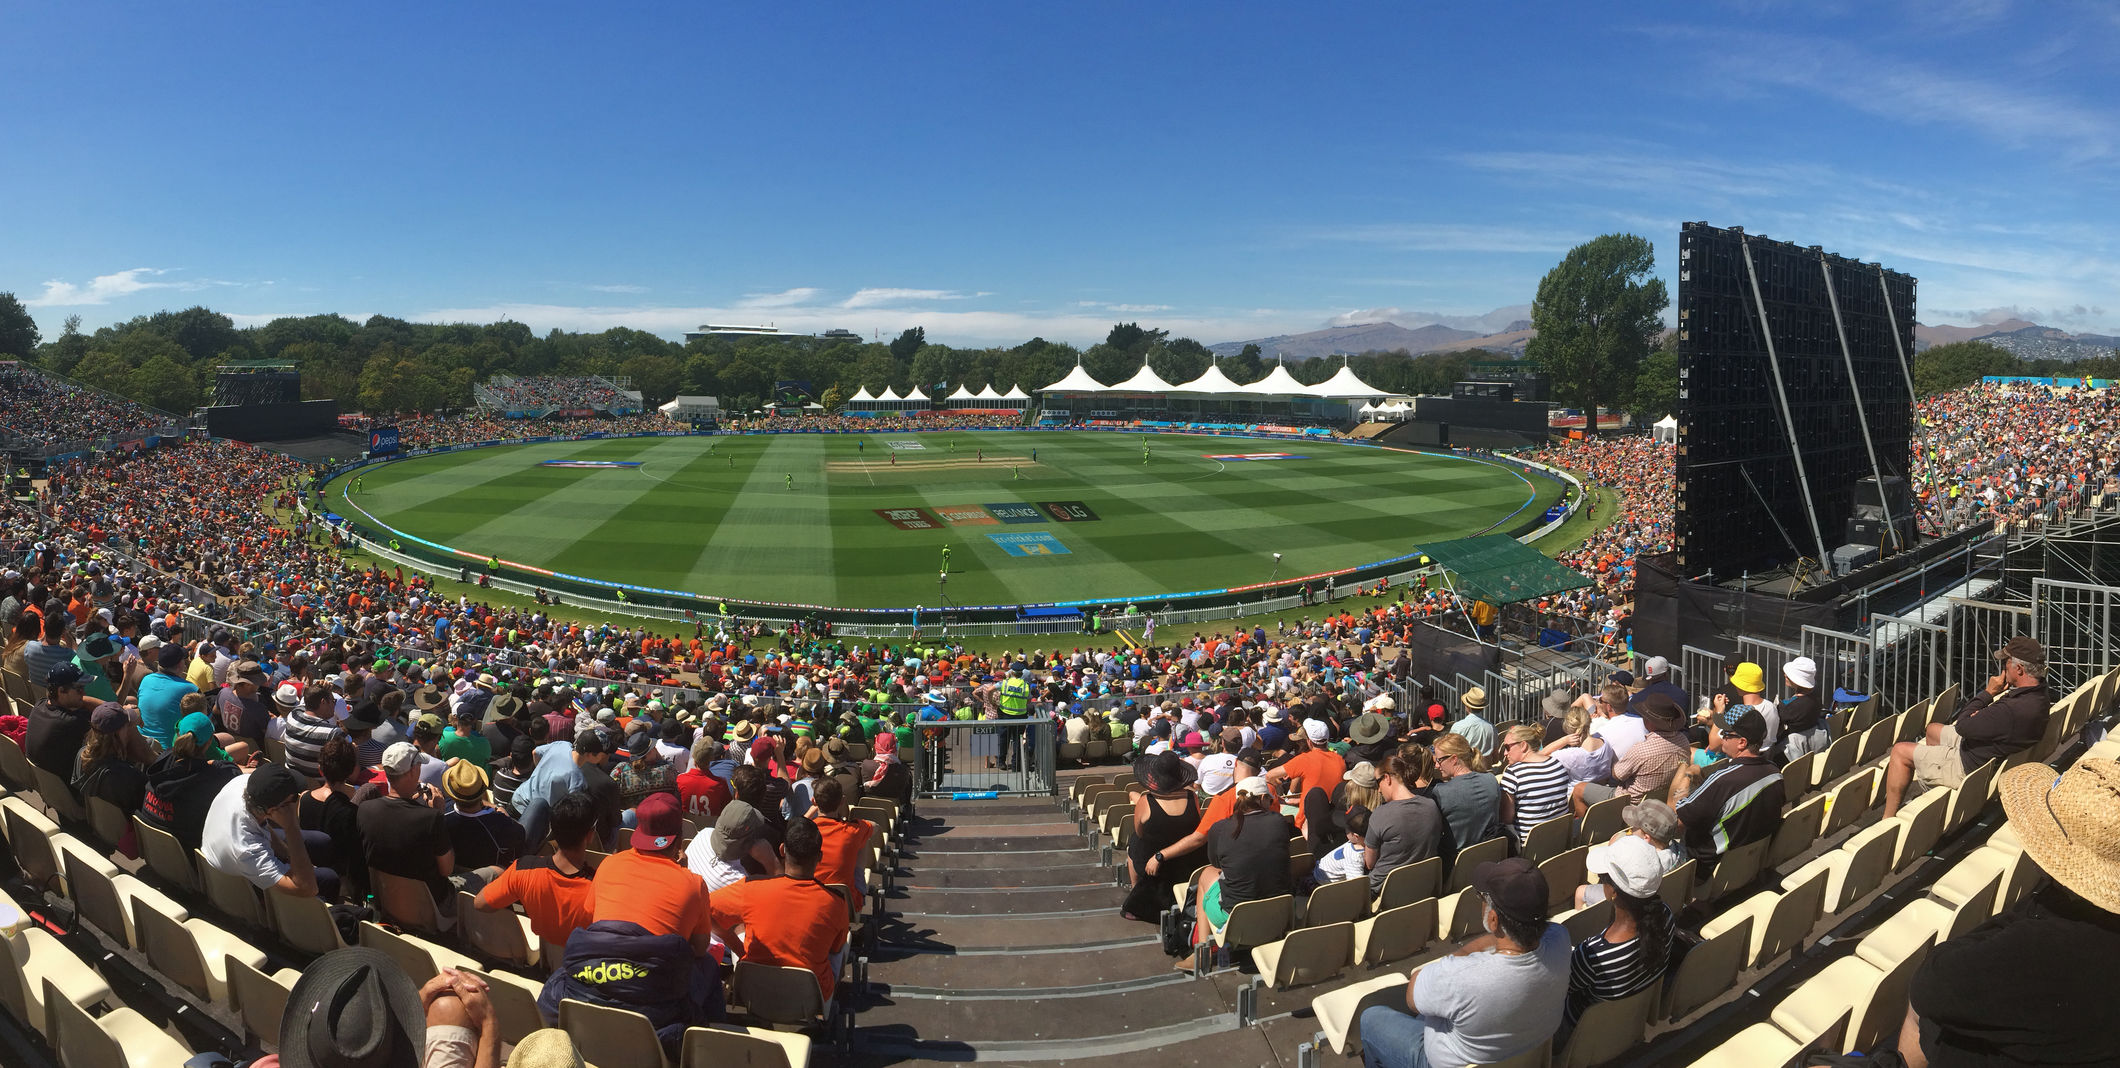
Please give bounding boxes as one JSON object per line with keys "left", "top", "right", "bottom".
{"left": 369, "top": 426, "right": 401, "bottom": 456}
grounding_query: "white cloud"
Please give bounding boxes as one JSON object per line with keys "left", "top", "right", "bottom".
{"left": 26, "top": 267, "right": 174, "bottom": 307}
{"left": 584, "top": 283, "right": 648, "bottom": 294}
{"left": 1074, "top": 300, "right": 1173, "bottom": 313}
{"left": 1298, "top": 223, "right": 1580, "bottom": 254}
{"left": 842, "top": 288, "right": 985, "bottom": 308}
{"left": 736, "top": 287, "right": 820, "bottom": 308}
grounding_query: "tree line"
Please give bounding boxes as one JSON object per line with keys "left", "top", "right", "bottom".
{"left": 0, "top": 293, "right": 1518, "bottom": 416}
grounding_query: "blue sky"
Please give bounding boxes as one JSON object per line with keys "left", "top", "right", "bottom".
{"left": 5, "top": 1, "right": 2116, "bottom": 347}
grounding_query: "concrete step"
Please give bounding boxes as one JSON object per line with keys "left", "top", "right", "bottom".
{"left": 879, "top": 909, "right": 1155, "bottom": 954}
{"left": 897, "top": 862, "right": 1114, "bottom": 889}
{"left": 866, "top": 938, "right": 1175, "bottom": 994}
{"left": 891, "top": 884, "right": 1124, "bottom": 916}
{"left": 851, "top": 972, "right": 1231, "bottom": 1043}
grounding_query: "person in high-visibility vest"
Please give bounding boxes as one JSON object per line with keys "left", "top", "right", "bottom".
{"left": 997, "top": 669, "right": 1033, "bottom": 773}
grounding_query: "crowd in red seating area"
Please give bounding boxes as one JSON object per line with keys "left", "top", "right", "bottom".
{"left": 0, "top": 364, "right": 174, "bottom": 453}
{"left": 1913, "top": 382, "right": 2120, "bottom": 533}
{"left": 1524, "top": 434, "right": 1673, "bottom": 627}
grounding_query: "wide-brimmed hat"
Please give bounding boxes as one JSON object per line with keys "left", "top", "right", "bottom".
{"left": 412, "top": 685, "right": 448, "bottom": 711}
{"left": 1343, "top": 762, "right": 1379, "bottom": 790}
{"left": 1996, "top": 758, "right": 2120, "bottom": 913}
{"left": 1633, "top": 693, "right": 1686, "bottom": 733}
{"left": 1539, "top": 689, "right": 1571, "bottom": 718}
{"left": 278, "top": 947, "right": 425, "bottom": 1068}
{"left": 1461, "top": 687, "right": 1487, "bottom": 712}
{"left": 443, "top": 761, "right": 490, "bottom": 805}
{"left": 1728, "top": 662, "right": 1766, "bottom": 694}
{"left": 1349, "top": 712, "right": 1393, "bottom": 745}
{"left": 505, "top": 1029, "right": 586, "bottom": 1068}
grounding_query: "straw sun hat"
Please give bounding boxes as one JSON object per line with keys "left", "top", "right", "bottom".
{"left": 1996, "top": 757, "right": 2120, "bottom": 914}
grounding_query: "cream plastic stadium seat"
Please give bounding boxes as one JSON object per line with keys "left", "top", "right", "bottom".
{"left": 268, "top": 887, "right": 348, "bottom": 955}
{"left": 1214, "top": 894, "right": 1295, "bottom": 952}
{"left": 1784, "top": 820, "right": 1900, "bottom": 913}
{"left": 194, "top": 848, "right": 267, "bottom": 927}
{"left": 59, "top": 841, "right": 185, "bottom": 951}
{"left": 131, "top": 816, "right": 197, "bottom": 893}
{"left": 1702, "top": 864, "right": 1827, "bottom": 969}
{"left": 43, "top": 977, "right": 194, "bottom": 1068}
{"left": 1778, "top": 752, "right": 1823, "bottom": 799}
{"left": 1354, "top": 898, "right": 1436, "bottom": 966}
{"left": 561, "top": 998, "right": 671, "bottom": 1068}
{"left": 0, "top": 733, "right": 34, "bottom": 790}
{"left": 134, "top": 904, "right": 266, "bottom": 1006}
{"left": 1692, "top": 837, "right": 1770, "bottom": 907}
{"left": 1579, "top": 794, "right": 1629, "bottom": 846}
{"left": 1944, "top": 761, "right": 2000, "bottom": 835}
{"left": 1856, "top": 716, "right": 1899, "bottom": 767}
{"left": 1770, "top": 935, "right": 1933, "bottom": 1053}
{"left": 1310, "top": 971, "right": 1410, "bottom": 1054}
{"left": 1300, "top": 876, "right": 1371, "bottom": 927}
{"left": 1887, "top": 787, "right": 1952, "bottom": 870}
{"left": 1688, "top": 1021, "right": 1806, "bottom": 1068}
{"left": 1658, "top": 858, "right": 1696, "bottom": 914}
{"left": 1928, "top": 848, "right": 2012, "bottom": 916}
{"left": 1521, "top": 814, "right": 1575, "bottom": 866}
{"left": 31, "top": 766, "right": 87, "bottom": 826}
{"left": 1, "top": 919, "right": 113, "bottom": 1040}
{"left": 1447, "top": 837, "right": 1509, "bottom": 894}
{"left": 1554, "top": 898, "right": 1613, "bottom": 945}
{"left": 1537, "top": 846, "right": 1589, "bottom": 911}
{"left": 1930, "top": 683, "right": 1961, "bottom": 724}
{"left": 2, "top": 795, "right": 64, "bottom": 893}
{"left": 1662, "top": 914, "right": 1751, "bottom": 1025}
{"left": 85, "top": 798, "right": 129, "bottom": 851}
{"left": 1437, "top": 886, "right": 1488, "bottom": 942}
{"left": 729, "top": 960, "right": 834, "bottom": 1032}
{"left": 462, "top": 967, "right": 548, "bottom": 1048}
{"left": 1767, "top": 793, "right": 1828, "bottom": 869}
{"left": 1821, "top": 768, "right": 1880, "bottom": 839}
{"left": 681, "top": 1022, "right": 812, "bottom": 1068}
{"left": 455, "top": 890, "right": 543, "bottom": 968}
{"left": 372, "top": 869, "right": 447, "bottom": 935}
{"left": 1817, "top": 733, "right": 1860, "bottom": 786}
{"left": 226, "top": 955, "right": 301, "bottom": 1048}
{"left": 358, "top": 920, "right": 478, "bottom": 984}
{"left": 1251, "top": 920, "right": 1355, "bottom": 990}
{"left": 1472, "top": 1042, "right": 1553, "bottom": 1068}
{"left": 1375, "top": 857, "right": 1441, "bottom": 913}
{"left": 1555, "top": 981, "right": 1657, "bottom": 1068}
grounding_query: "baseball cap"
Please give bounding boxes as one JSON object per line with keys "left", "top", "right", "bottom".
{"left": 415, "top": 713, "right": 445, "bottom": 738}
{"left": 631, "top": 794, "right": 684, "bottom": 851}
{"left": 1198, "top": 753, "right": 1239, "bottom": 796}
{"left": 1995, "top": 636, "right": 2046, "bottom": 667}
{"left": 1719, "top": 707, "right": 1768, "bottom": 748}
{"left": 1586, "top": 835, "right": 1664, "bottom": 899}
{"left": 44, "top": 663, "right": 84, "bottom": 690}
{"left": 157, "top": 644, "right": 187, "bottom": 671}
{"left": 1643, "top": 655, "right": 1670, "bottom": 678}
{"left": 89, "top": 702, "right": 129, "bottom": 734}
{"left": 711, "top": 799, "right": 766, "bottom": 860}
{"left": 380, "top": 741, "right": 422, "bottom": 776}
{"left": 1303, "top": 720, "right": 1329, "bottom": 744}
{"left": 243, "top": 764, "right": 303, "bottom": 811}
{"left": 1471, "top": 857, "right": 1549, "bottom": 923}
{"left": 137, "top": 634, "right": 163, "bottom": 653}
{"left": 1234, "top": 775, "right": 1271, "bottom": 798}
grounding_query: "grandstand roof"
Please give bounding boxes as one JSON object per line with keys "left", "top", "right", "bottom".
{"left": 849, "top": 386, "right": 875, "bottom": 402}
{"left": 974, "top": 383, "right": 1004, "bottom": 400}
{"left": 1002, "top": 384, "right": 1029, "bottom": 400}
{"left": 946, "top": 384, "right": 978, "bottom": 401}
{"left": 904, "top": 386, "right": 930, "bottom": 402}
{"left": 877, "top": 386, "right": 902, "bottom": 402}
{"left": 1040, "top": 362, "right": 1110, "bottom": 394}
{"left": 1242, "top": 363, "right": 1311, "bottom": 395}
{"left": 1309, "top": 363, "right": 1388, "bottom": 399}
{"left": 1108, "top": 364, "right": 1177, "bottom": 393}
{"left": 1418, "top": 534, "right": 1592, "bottom": 606}
{"left": 1170, "top": 363, "right": 1252, "bottom": 395}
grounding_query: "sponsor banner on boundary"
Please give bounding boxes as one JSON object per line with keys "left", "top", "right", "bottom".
{"left": 1204, "top": 452, "right": 1308, "bottom": 462}
{"left": 984, "top": 502, "right": 1045, "bottom": 524}
{"left": 932, "top": 504, "right": 999, "bottom": 526}
{"left": 987, "top": 531, "right": 1071, "bottom": 556}
{"left": 884, "top": 439, "right": 925, "bottom": 450}
{"left": 538, "top": 460, "right": 643, "bottom": 469}
{"left": 875, "top": 507, "right": 940, "bottom": 530}
{"left": 1040, "top": 501, "right": 1100, "bottom": 522}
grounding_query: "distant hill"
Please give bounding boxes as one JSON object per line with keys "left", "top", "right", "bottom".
{"left": 1914, "top": 320, "right": 2119, "bottom": 361}
{"left": 1211, "top": 311, "right": 1536, "bottom": 360}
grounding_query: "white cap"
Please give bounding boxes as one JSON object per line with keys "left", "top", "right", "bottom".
{"left": 1233, "top": 776, "right": 1272, "bottom": 798}
{"left": 1644, "top": 655, "right": 1670, "bottom": 678}
{"left": 1303, "top": 719, "right": 1329, "bottom": 744}
{"left": 381, "top": 742, "right": 421, "bottom": 776}
{"left": 1587, "top": 835, "right": 1665, "bottom": 899}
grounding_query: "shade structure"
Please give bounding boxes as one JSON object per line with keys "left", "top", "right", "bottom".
{"left": 1040, "top": 362, "right": 1112, "bottom": 393}
{"left": 1241, "top": 363, "right": 1311, "bottom": 395}
{"left": 1107, "top": 364, "right": 1177, "bottom": 393}
{"left": 877, "top": 386, "right": 902, "bottom": 402}
{"left": 1002, "top": 385, "right": 1030, "bottom": 400}
{"left": 1169, "top": 363, "right": 1253, "bottom": 395}
{"left": 945, "top": 384, "right": 978, "bottom": 402}
{"left": 904, "top": 386, "right": 930, "bottom": 404}
{"left": 1309, "top": 363, "right": 1388, "bottom": 399}
{"left": 974, "top": 383, "right": 1004, "bottom": 401}
{"left": 848, "top": 386, "right": 875, "bottom": 403}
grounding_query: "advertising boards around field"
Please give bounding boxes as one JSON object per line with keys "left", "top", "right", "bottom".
{"left": 368, "top": 426, "right": 401, "bottom": 456}
{"left": 884, "top": 440, "right": 925, "bottom": 450}
{"left": 875, "top": 507, "right": 941, "bottom": 530}
{"left": 1040, "top": 501, "right": 1100, "bottom": 522}
{"left": 538, "top": 460, "right": 643, "bottom": 469}
{"left": 1203, "top": 452, "right": 1307, "bottom": 461}
{"left": 987, "top": 531, "right": 1071, "bottom": 556}
{"left": 932, "top": 504, "right": 999, "bottom": 525}
{"left": 984, "top": 502, "right": 1045, "bottom": 524}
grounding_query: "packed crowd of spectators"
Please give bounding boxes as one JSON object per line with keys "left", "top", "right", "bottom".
{"left": 1523, "top": 434, "right": 1674, "bottom": 631}
{"left": 0, "top": 364, "right": 175, "bottom": 454}
{"left": 477, "top": 375, "right": 634, "bottom": 412}
{"left": 1912, "top": 382, "right": 2120, "bottom": 533}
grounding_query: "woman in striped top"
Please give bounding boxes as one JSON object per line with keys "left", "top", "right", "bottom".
{"left": 1564, "top": 835, "right": 1675, "bottom": 1029}
{"left": 1498, "top": 723, "right": 1573, "bottom": 845}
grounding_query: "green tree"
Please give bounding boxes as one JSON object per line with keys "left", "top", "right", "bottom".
{"left": 0, "top": 293, "right": 39, "bottom": 357}
{"left": 1224, "top": 344, "right": 1266, "bottom": 384}
{"left": 1105, "top": 322, "right": 1169, "bottom": 357}
{"left": 821, "top": 384, "right": 847, "bottom": 411}
{"left": 1911, "top": 341, "right": 2020, "bottom": 396}
{"left": 69, "top": 349, "right": 134, "bottom": 395}
{"left": 1632, "top": 343, "right": 1680, "bottom": 422}
{"left": 131, "top": 354, "right": 201, "bottom": 412}
{"left": 619, "top": 354, "right": 683, "bottom": 405}
{"left": 1524, "top": 233, "right": 1668, "bottom": 434}
{"left": 40, "top": 314, "right": 90, "bottom": 375}
{"left": 889, "top": 327, "right": 926, "bottom": 363}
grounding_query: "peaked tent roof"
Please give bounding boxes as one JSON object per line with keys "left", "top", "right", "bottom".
{"left": 848, "top": 386, "right": 876, "bottom": 402}
{"left": 904, "top": 386, "right": 930, "bottom": 402}
{"left": 1241, "top": 363, "right": 1312, "bottom": 395}
{"left": 974, "top": 384, "right": 1004, "bottom": 400}
{"left": 945, "top": 384, "right": 978, "bottom": 400}
{"left": 1108, "top": 364, "right": 1177, "bottom": 392}
{"left": 877, "top": 386, "right": 902, "bottom": 402}
{"left": 1001, "top": 384, "right": 1030, "bottom": 399}
{"left": 1170, "top": 363, "right": 1252, "bottom": 395}
{"left": 1309, "top": 363, "right": 1388, "bottom": 399}
{"left": 1038, "top": 363, "right": 1112, "bottom": 393}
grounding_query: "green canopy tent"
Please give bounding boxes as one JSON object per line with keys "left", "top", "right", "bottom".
{"left": 1413, "top": 534, "right": 1593, "bottom": 642}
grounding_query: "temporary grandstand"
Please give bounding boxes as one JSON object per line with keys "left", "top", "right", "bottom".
{"left": 472, "top": 373, "right": 645, "bottom": 418}
{"left": 1035, "top": 356, "right": 1393, "bottom": 423}
{"left": 844, "top": 383, "right": 1030, "bottom": 416}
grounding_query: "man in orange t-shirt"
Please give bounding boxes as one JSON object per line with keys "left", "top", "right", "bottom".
{"left": 591, "top": 793, "right": 715, "bottom": 955}
{"left": 810, "top": 779, "right": 874, "bottom": 897}
{"left": 710, "top": 816, "right": 850, "bottom": 1000}
{"left": 1264, "top": 721, "right": 1346, "bottom": 830}
{"left": 474, "top": 790, "right": 600, "bottom": 946}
